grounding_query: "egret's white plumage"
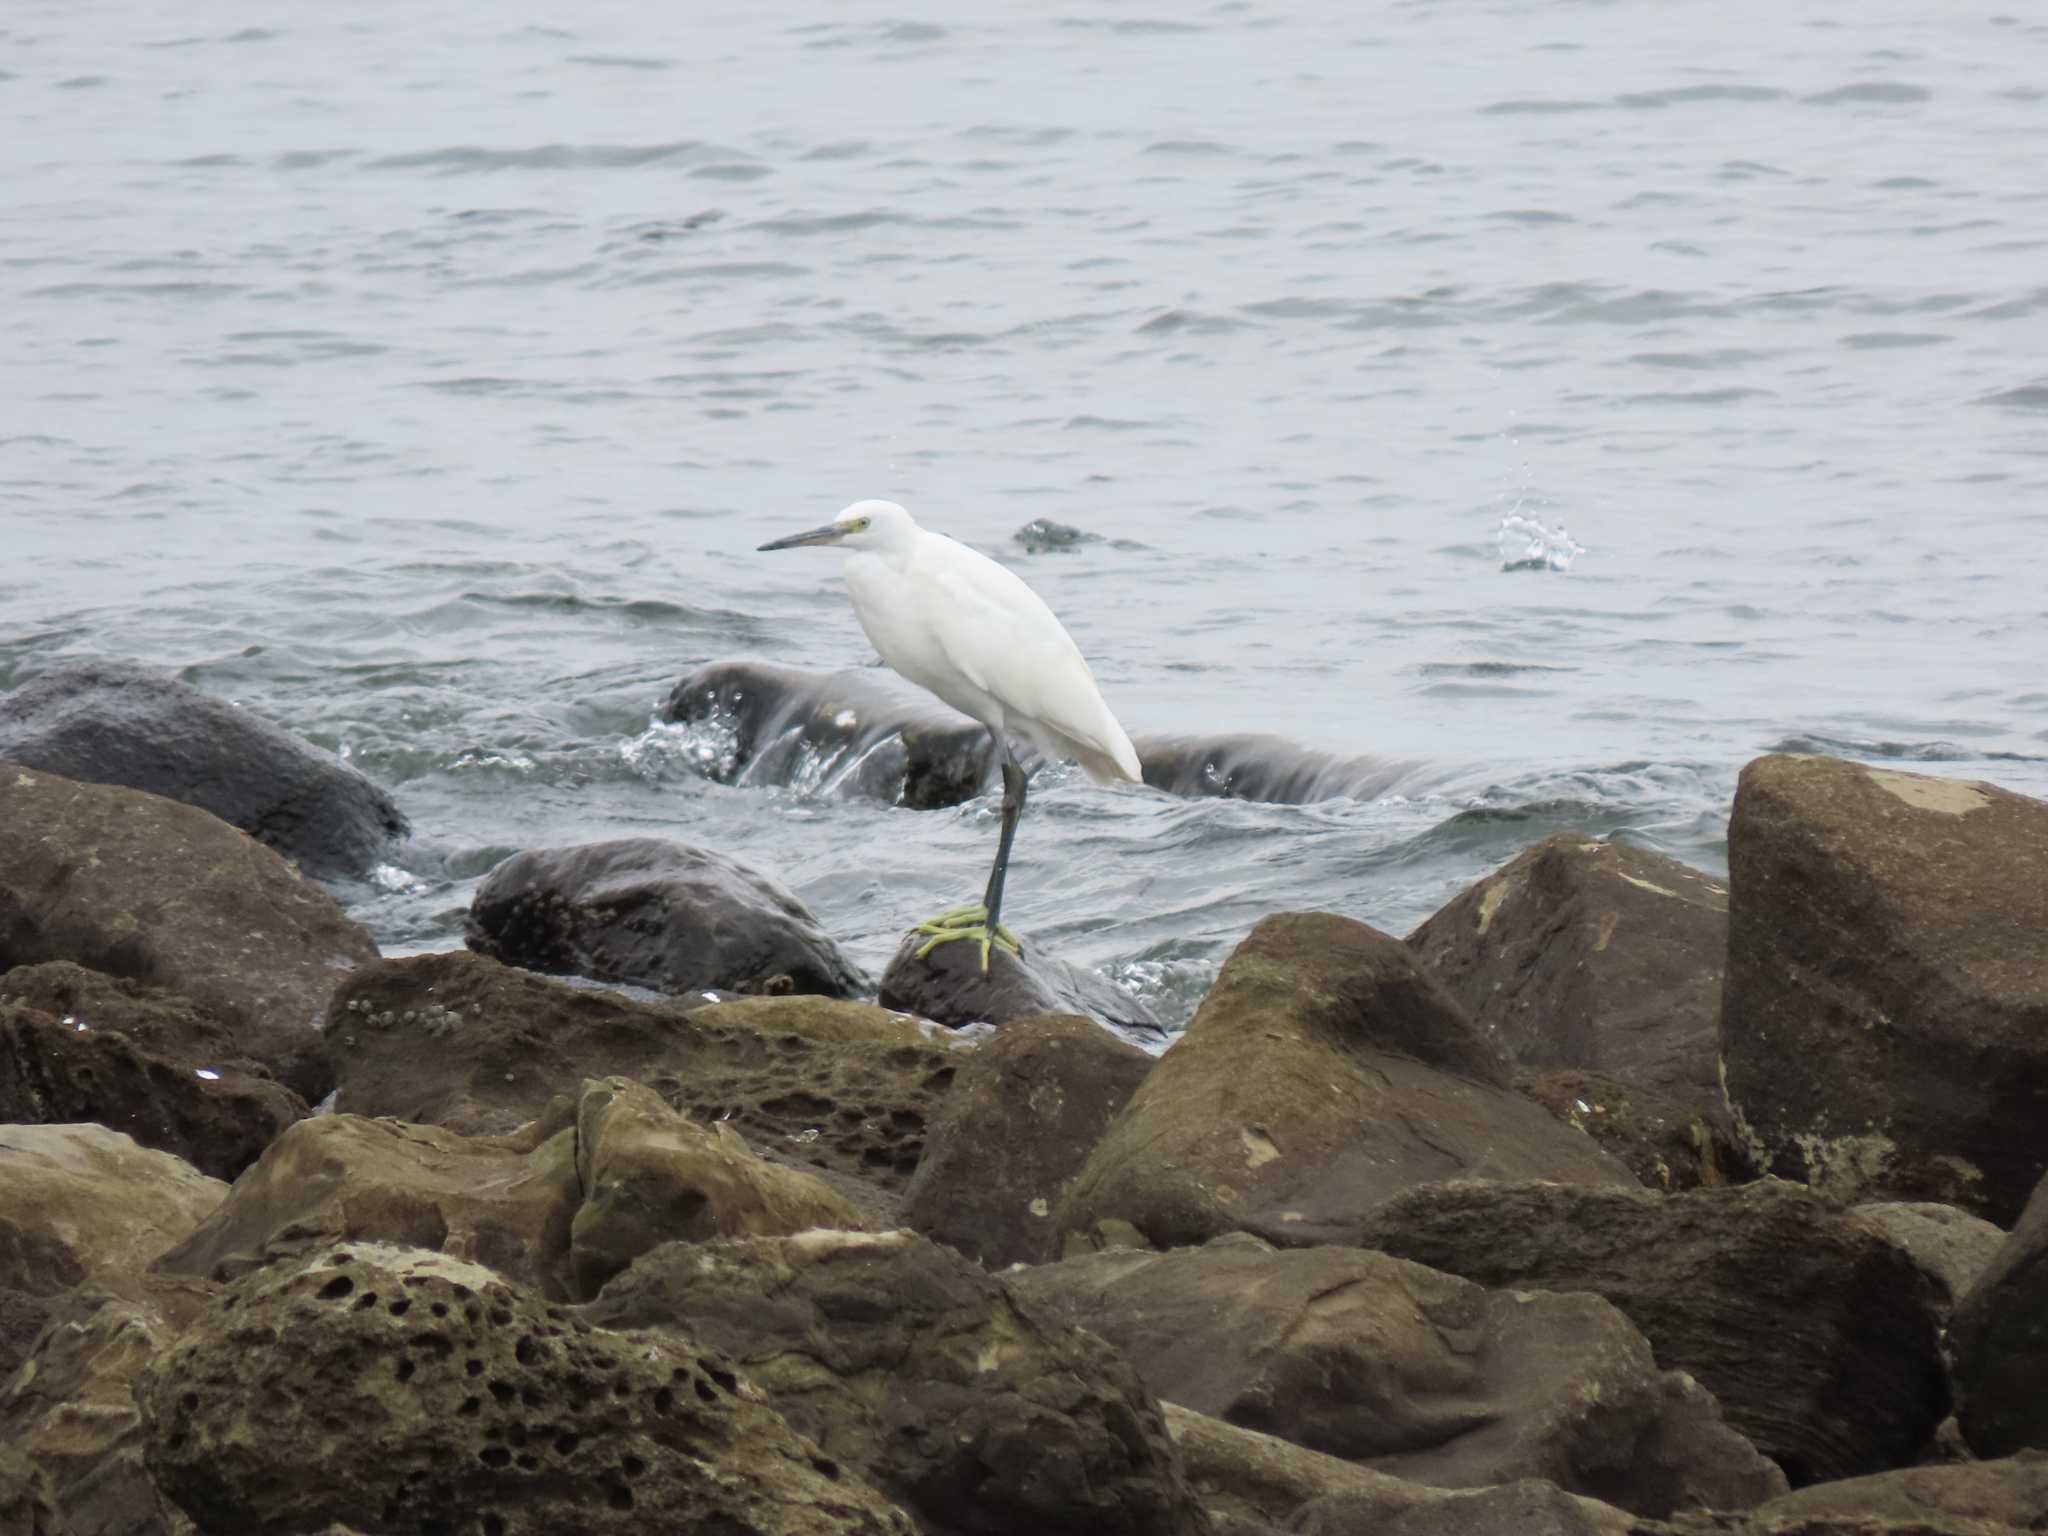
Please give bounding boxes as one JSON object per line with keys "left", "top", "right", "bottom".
{"left": 757, "top": 498, "right": 1139, "bottom": 966}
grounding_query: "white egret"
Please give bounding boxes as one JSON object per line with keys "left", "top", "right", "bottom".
{"left": 758, "top": 499, "right": 1141, "bottom": 969}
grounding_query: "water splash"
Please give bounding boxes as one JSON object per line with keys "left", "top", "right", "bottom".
{"left": 619, "top": 715, "right": 738, "bottom": 781}
{"left": 1497, "top": 512, "right": 1584, "bottom": 572}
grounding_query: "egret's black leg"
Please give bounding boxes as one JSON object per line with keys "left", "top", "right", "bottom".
{"left": 913, "top": 727, "right": 1026, "bottom": 970}
{"left": 981, "top": 730, "right": 1028, "bottom": 932}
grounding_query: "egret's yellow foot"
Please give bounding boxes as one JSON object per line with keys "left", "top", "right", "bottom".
{"left": 914, "top": 904, "right": 1021, "bottom": 971}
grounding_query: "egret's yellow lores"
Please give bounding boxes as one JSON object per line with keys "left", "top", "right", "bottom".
{"left": 758, "top": 499, "right": 1141, "bottom": 968}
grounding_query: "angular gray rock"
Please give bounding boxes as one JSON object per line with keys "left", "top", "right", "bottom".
{"left": 0, "top": 765, "right": 380, "bottom": 1099}
{"left": 1295, "top": 1480, "right": 1633, "bottom": 1536}
{"left": 904, "top": 1012, "right": 1154, "bottom": 1267}
{"left": 1950, "top": 1170, "right": 2048, "bottom": 1457}
{"left": 1056, "top": 914, "right": 1636, "bottom": 1253}
{"left": 0, "top": 963, "right": 304, "bottom": 1180}
{"left": 1741, "top": 1451, "right": 2048, "bottom": 1531}
{"left": 467, "top": 837, "right": 868, "bottom": 999}
{"left": 1008, "top": 1236, "right": 1784, "bottom": 1517}
{"left": 879, "top": 930, "right": 1165, "bottom": 1046}
{"left": 1408, "top": 834, "right": 1728, "bottom": 1108}
{"left": 0, "top": 659, "right": 407, "bottom": 880}
{"left": 1352, "top": 1178, "right": 1951, "bottom": 1484}
{"left": 140, "top": 1241, "right": 917, "bottom": 1536}
{"left": 1720, "top": 753, "right": 2048, "bottom": 1225}
{"left": 579, "top": 1229, "right": 1210, "bottom": 1536}
{"left": 1846, "top": 1201, "right": 2008, "bottom": 1317}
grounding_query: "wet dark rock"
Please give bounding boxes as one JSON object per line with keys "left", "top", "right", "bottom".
{"left": 0, "top": 1443, "right": 73, "bottom": 1536}
{"left": 1352, "top": 1178, "right": 1952, "bottom": 1484}
{"left": 467, "top": 836, "right": 868, "bottom": 1000}
{"left": 0, "top": 964, "right": 304, "bottom": 1181}
{"left": 1408, "top": 834, "right": 1729, "bottom": 1111}
{"left": 0, "top": 765, "right": 380, "bottom": 1099}
{"left": 0, "top": 1279, "right": 216, "bottom": 1536}
{"left": 1720, "top": 754, "right": 2048, "bottom": 1225}
{"left": 0, "top": 659, "right": 407, "bottom": 880}
{"left": 1950, "top": 1170, "right": 2048, "bottom": 1457}
{"left": 665, "top": 659, "right": 994, "bottom": 809}
{"left": 1516, "top": 1069, "right": 1742, "bottom": 1192}
{"left": 322, "top": 951, "right": 959, "bottom": 1198}
{"left": 1009, "top": 1236, "right": 1784, "bottom": 1517}
{"left": 879, "top": 926, "right": 1165, "bottom": 1045}
{"left": 1057, "top": 914, "right": 1636, "bottom": 1253}
{"left": 141, "top": 1241, "right": 917, "bottom": 1536}
{"left": 157, "top": 1079, "right": 862, "bottom": 1302}
{"left": 903, "top": 1012, "right": 1154, "bottom": 1267}
{"left": 0, "top": 1123, "right": 226, "bottom": 1382}
{"left": 580, "top": 1229, "right": 1209, "bottom": 1536}
{"left": 1014, "top": 516, "right": 1104, "bottom": 553}
{"left": 1133, "top": 733, "right": 1419, "bottom": 805}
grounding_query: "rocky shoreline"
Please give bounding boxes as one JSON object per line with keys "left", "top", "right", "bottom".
{"left": 3, "top": 657, "right": 2046, "bottom": 1535}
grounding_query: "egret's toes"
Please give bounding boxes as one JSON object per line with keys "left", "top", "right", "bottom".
{"left": 912, "top": 908, "right": 1023, "bottom": 970}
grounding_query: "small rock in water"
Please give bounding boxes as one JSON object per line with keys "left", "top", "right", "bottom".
{"left": 878, "top": 925, "right": 1165, "bottom": 1047}
{"left": 1013, "top": 516, "right": 1103, "bottom": 553}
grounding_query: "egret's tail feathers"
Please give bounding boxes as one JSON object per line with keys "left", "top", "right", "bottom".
{"left": 1064, "top": 728, "right": 1142, "bottom": 787}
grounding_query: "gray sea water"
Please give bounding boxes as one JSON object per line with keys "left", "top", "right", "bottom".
{"left": 4, "top": 2, "right": 2046, "bottom": 1026}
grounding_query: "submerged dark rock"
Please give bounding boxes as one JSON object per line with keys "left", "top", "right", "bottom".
{"left": 664, "top": 659, "right": 994, "bottom": 809}
{"left": 0, "top": 765, "right": 381, "bottom": 1100}
{"left": 878, "top": 925, "right": 1165, "bottom": 1045}
{"left": 467, "top": 837, "right": 868, "bottom": 1000}
{"left": 1134, "top": 732, "right": 1419, "bottom": 805}
{"left": 0, "top": 659, "right": 407, "bottom": 880}
{"left": 1013, "top": 516, "right": 1104, "bottom": 553}
{"left": 1720, "top": 753, "right": 2048, "bottom": 1225}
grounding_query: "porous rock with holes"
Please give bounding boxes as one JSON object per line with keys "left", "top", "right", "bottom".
{"left": 579, "top": 1228, "right": 1211, "bottom": 1536}
{"left": 321, "top": 951, "right": 958, "bottom": 1202}
{"left": 140, "top": 1241, "right": 918, "bottom": 1536}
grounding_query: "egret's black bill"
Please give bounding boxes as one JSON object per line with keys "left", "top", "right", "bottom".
{"left": 758, "top": 524, "right": 844, "bottom": 551}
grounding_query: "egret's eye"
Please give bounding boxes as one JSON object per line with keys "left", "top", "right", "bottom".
{"left": 848, "top": 517, "right": 871, "bottom": 533}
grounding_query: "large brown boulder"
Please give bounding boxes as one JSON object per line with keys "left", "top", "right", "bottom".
{"left": 0, "top": 963, "right": 304, "bottom": 1180}
{"left": 0, "top": 660, "right": 407, "bottom": 881}
{"left": 0, "top": 1124, "right": 225, "bottom": 1381}
{"left": 140, "top": 1241, "right": 916, "bottom": 1536}
{"left": 1352, "top": 1179, "right": 1951, "bottom": 1484}
{"left": 158, "top": 1080, "right": 861, "bottom": 1301}
{"left": 322, "top": 951, "right": 960, "bottom": 1199}
{"left": 1056, "top": 914, "right": 1636, "bottom": 1252}
{"left": 580, "top": 1229, "right": 1209, "bottom": 1536}
{"left": 0, "top": 765, "right": 379, "bottom": 1098}
{"left": 903, "top": 1012, "right": 1153, "bottom": 1267}
{"left": 1720, "top": 754, "right": 2048, "bottom": 1225}
{"left": 467, "top": 837, "right": 868, "bottom": 999}
{"left": 1008, "top": 1236, "right": 1784, "bottom": 1517}
{"left": 1408, "top": 834, "right": 1728, "bottom": 1108}
{"left": 1950, "top": 1170, "right": 2048, "bottom": 1457}
{"left": 0, "top": 1444, "right": 73, "bottom": 1536}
